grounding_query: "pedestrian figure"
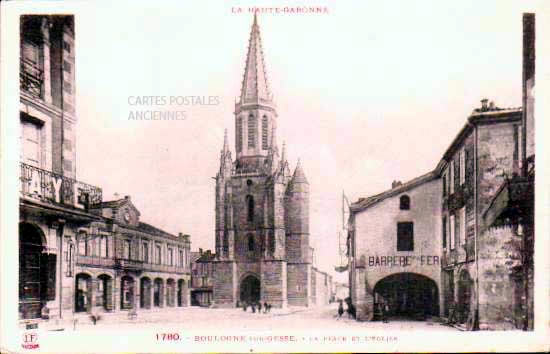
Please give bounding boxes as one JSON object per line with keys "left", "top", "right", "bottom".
{"left": 337, "top": 301, "right": 344, "bottom": 319}
{"left": 263, "top": 302, "right": 268, "bottom": 313}
{"left": 243, "top": 302, "right": 248, "bottom": 312}
{"left": 382, "top": 301, "right": 390, "bottom": 323}
{"left": 251, "top": 303, "right": 256, "bottom": 313}
{"left": 257, "top": 302, "right": 262, "bottom": 314}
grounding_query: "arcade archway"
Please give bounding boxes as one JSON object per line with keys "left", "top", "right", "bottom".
{"left": 19, "top": 222, "right": 47, "bottom": 319}
{"left": 374, "top": 273, "right": 439, "bottom": 319}
{"left": 240, "top": 274, "right": 260, "bottom": 304}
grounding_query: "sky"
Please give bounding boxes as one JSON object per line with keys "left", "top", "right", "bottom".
{"left": 49, "top": 0, "right": 543, "bottom": 282}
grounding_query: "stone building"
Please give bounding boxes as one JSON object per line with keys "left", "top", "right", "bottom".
{"left": 18, "top": 15, "right": 191, "bottom": 325}
{"left": 348, "top": 172, "right": 443, "bottom": 321}
{"left": 348, "top": 101, "right": 532, "bottom": 328}
{"left": 191, "top": 249, "right": 215, "bottom": 306}
{"left": 212, "top": 14, "right": 325, "bottom": 308}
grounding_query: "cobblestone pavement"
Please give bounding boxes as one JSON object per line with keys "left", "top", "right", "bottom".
{"left": 65, "top": 303, "right": 458, "bottom": 332}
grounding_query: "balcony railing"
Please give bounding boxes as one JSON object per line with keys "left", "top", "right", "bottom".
{"left": 20, "top": 58, "right": 43, "bottom": 98}
{"left": 76, "top": 255, "right": 115, "bottom": 267}
{"left": 114, "top": 258, "right": 144, "bottom": 271}
{"left": 20, "top": 162, "right": 102, "bottom": 209}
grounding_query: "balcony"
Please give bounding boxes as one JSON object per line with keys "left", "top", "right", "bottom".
{"left": 76, "top": 255, "right": 115, "bottom": 268}
{"left": 142, "top": 263, "right": 187, "bottom": 274}
{"left": 114, "top": 258, "right": 144, "bottom": 272}
{"left": 20, "top": 58, "right": 43, "bottom": 99}
{"left": 20, "top": 162, "right": 102, "bottom": 209}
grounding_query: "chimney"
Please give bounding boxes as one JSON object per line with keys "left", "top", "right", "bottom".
{"left": 391, "top": 180, "right": 402, "bottom": 189}
{"left": 124, "top": 195, "right": 130, "bottom": 200}
{"left": 199, "top": 248, "right": 203, "bottom": 255}
{"left": 489, "top": 101, "right": 495, "bottom": 110}
{"left": 481, "top": 98, "right": 489, "bottom": 111}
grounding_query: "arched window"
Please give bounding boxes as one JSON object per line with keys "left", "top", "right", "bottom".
{"left": 236, "top": 116, "right": 243, "bottom": 152}
{"left": 246, "top": 195, "right": 254, "bottom": 222}
{"left": 261, "top": 115, "right": 269, "bottom": 149}
{"left": 247, "top": 114, "right": 256, "bottom": 148}
{"left": 248, "top": 234, "right": 255, "bottom": 251}
{"left": 268, "top": 231, "right": 275, "bottom": 253}
{"left": 399, "top": 195, "right": 410, "bottom": 210}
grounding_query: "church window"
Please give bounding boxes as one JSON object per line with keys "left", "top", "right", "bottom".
{"left": 223, "top": 231, "right": 229, "bottom": 254}
{"left": 268, "top": 231, "right": 275, "bottom": 253}
{"left": 246, "top": 195, "right": 254, "bottom": 222}
{"left": 248, "top": 114, "right": 256, "bottom": 148}
{"left": 399, "top": 195, "right": 410, "bottom": 210}
{"left": 248, "top": 234, "right": 255, "bottom": 251}
{"left": 236, "top": 116, "right": 243, "bottom": 152}
{"left": 262, "top": 115, "right": 268, "bottom": 149}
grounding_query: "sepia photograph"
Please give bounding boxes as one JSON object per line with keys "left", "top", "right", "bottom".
{"left": 1, "top": 0, "right": 549, "bottom": 352}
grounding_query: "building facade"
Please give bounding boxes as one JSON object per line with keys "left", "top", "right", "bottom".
{"left": 348, "top": 173, "right": 443, "bottom": 321}
{"left": 348, "top": 99, "right": 533, "bottom": 329}
{"left": 191, "top": 249, "right": 215, "bottom": 306}
{"left": 212, "top": 14, "right": 321, "bottom": 308}
{"left": 18, "top": 15, "right": 191, "bottom": 325}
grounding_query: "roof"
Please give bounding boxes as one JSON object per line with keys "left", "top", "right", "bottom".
{"left": 239, "top": 13, "right": 273, "bottom": 105}
{"left": 290, "top": 159, "right": 308, "bottom": 184}
{"left": 190, "top": 252, "right": 201, "bottom": 263}
{"left": 350, "top": 171, "right": 438, "bottom": 213}
{"left": 436, "top": 107, "right": 522, "bottom": 174}
{"left": 196, "top": 251, "right": 216, "bottom": 263}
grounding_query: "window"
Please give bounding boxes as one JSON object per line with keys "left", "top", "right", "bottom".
{"left": 78, "top": 233, "right": 88, "bottom": 256}
{"left": 460, "top": 207, "right": 466, "bottom": 246}
{"left": 397, "top": 222, "right": 414, "bottom": 251}
{"left": 100, "top": 236, "right": 107, "bottom": 258}
{"left": 399, "top": 195, "right": 410, "bottom": 210}
{"left": 247, "top": 114, "right": 256, "bottom": 148}
{"left": 450, "top": 215, "right": 455, "bottom": 250}
{"left": 156, "top": 245, "right": 161, "bottom": 264}
{"left": 179, "top": 250, "right": 184, "bottom": 267}
{"left": 21, "top": 119, "right": 42, "bottom": 168}
{"left": 124, "top": 240, "right": 131, "bottom": 259}
{"left": 262, "top": 115, "right": 269, "bottom": 149}
{"left": 442, "top": 216, "right": 447, "bottom": 249}
{"left": 63, "top": 60, "right": 72, "bottom": 73}
{"left": 223, "top": 231, "right": 229, "bottom": 254}
{"left": 248, "top": 234, "right": 255, "bottom": 251}
{"left": 168, "top": 248, "right": 173, "bottom": 266}
{"left": 449, "top": 160, "right": 455, "bottom": 194}
{"left": 142, "top": 242, "right": 149, "bottom": 263}
{"left": 460, "top": 148, "right": 466, "bottom": 185}
{"left": 246, "top": 195, "right": 254, "bottom": 222}
{"left": 236, "top": 116, "right": 243, "bottom": 152}
{"left": 268, "top": 230, "right": 275, "bottom": 253}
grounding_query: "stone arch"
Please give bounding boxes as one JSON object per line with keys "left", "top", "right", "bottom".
{"left": 120, "top": 275, "right": 135, "bottom": 310}
{"left": 19, "top": 222, "right": 48, "bottom": 319}
{"left": 239, "top": 273, "right": 261, "bottom": 304}
{"left": 140, "top": 276, "right": 152, "bottom": 309}
{"left": 97, "top": 274, "right": 113, "bottom": 311}
{"left": 153, "top": 278, "right": 164, "bottom": 307}
{"left": 399, "top": 194, "right": 411, "bottom": 210}
{"left": 75, "top": 273, "right": 92, "bottom": 313}
{"left": 373, "top": 272, "right": 439, "bottom": 319}
{"left": 166, "top": 278, "right": 176, "bottom": 307}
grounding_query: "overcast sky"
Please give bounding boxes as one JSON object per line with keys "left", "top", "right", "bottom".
{"left": 47, "top": 0, "right": 541, "bottom": 281}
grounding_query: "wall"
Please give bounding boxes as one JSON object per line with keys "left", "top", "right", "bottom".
{"left": 352, "top": 178, "right": 442, "bottom": 319}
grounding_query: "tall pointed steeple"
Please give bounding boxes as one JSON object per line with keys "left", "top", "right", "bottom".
{"left": 239, "top": 12, "right": 273, "bottom": 105}
{"left": 222, "top": 128, "right": 229, "bottom": 153}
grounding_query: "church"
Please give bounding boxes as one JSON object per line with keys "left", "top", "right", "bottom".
{"left": 212, "top": 14, "right": 328, "bottom": 308}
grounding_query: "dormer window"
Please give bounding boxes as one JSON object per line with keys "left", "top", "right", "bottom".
{"left": 399, "top": 195, "right": 410, "bottom": 210}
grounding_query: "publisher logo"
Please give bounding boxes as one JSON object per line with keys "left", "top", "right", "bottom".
{"left": 22, "top": 332, "right": 39, "bottom": 350}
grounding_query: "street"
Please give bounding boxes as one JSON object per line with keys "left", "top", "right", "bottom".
{"left": 65, "top": 303, "right": 458, "bottom": 332}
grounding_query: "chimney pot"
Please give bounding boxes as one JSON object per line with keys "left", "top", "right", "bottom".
{"left": 125, "top": 195, "right": 130, "bottom": 200}
{"left": 489, "top": 101, "right": 495, "bottom": 110}
{"left": 481, "top": 98, "right": 489, "bottom": 110}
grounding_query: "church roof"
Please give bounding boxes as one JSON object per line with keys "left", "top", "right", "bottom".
{"left": 290, "top": 159, "right": 308, "bottom": 184}
{"left": 239, "top": 13, "right": 272, "bottom": 105}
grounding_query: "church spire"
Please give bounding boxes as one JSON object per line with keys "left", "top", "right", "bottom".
{"left": 222, "top": 128, "right": 229, "bottom": 153}
{"left": 239, "top": 13, "right": 272, "bottom": 105}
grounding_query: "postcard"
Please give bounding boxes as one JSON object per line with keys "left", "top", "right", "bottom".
{"left": 1, "top": 0, "right": 549, "bottom": 352}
